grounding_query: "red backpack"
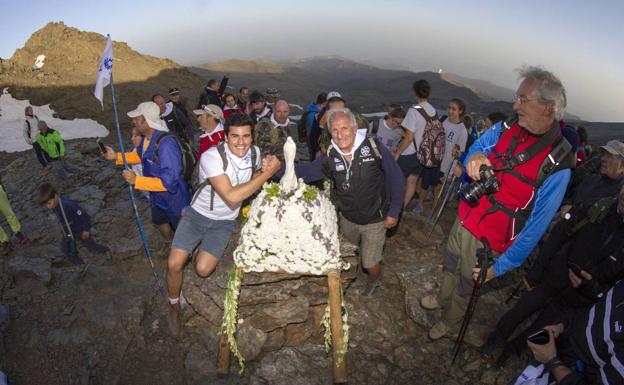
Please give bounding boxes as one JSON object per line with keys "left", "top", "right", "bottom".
{"left": 414, "top": 106, "right": 445, "bottom": 168}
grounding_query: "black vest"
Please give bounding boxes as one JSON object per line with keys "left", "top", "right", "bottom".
{"left": 322, "top": 137, "right": 387, "bottom": 225}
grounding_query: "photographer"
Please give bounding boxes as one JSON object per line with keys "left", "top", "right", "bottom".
{"left": 523, "top": 279, "right": 624, "bottom": 385}
{"left": 420, "top": 66, "right": 576, "bottom": 340}
{"left": 482, "top": 185, "right": 624, "bottom": 365}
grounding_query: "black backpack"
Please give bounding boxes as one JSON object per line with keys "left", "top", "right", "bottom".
{"left": 191, "top": 141, "right": 260, "bottom": 209}
{"left": 297, "top": 111, "right": 312, "bottom": 143}
{"left": 152, "top": 133, "right": 197, "bottom": 184}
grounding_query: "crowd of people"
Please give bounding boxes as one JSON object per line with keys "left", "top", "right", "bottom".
{"left": 2, "top": 66, "right": 623, "bottom": 384}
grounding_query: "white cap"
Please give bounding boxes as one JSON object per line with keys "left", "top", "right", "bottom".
{"left": 326, "top": 91, "right": 343, "bottom": 101}
{"left": 127, "top": 102, "right": 169, "bottom": 132}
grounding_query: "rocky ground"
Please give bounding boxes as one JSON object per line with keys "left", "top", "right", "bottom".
{"left": 0, "top": 144, "right": 531, "bottom": 385}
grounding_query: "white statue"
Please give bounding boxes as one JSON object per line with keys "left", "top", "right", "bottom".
{"left": 280, "top": 136, "right": 298, "bottom": 193}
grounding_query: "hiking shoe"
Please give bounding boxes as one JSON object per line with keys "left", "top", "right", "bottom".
{"left": 411, "top": 203, "right": 422, "bottom": 215}
{"left": 166, "top": 302, "right": 181, "bottom": 337}
{"left": 420, "top": 294, "right": 441, "bottom": 310}
{"left": 363, "top": 278, "right": 381, "bottom": 297}
{"left": 428, "top": 321, "right": 450, "bottom": 340}
{"left": 2, "top": 241, "right": 14, "bottom": 256}
{"left": 15, "top": 232, "right": 29, "bottom": 245}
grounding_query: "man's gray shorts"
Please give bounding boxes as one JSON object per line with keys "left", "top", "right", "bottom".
{"left": 339, "top": 214, "right": 386, "bottom": 269}
{"left": 171, "top": 206, "right": 236, "bottom": 259}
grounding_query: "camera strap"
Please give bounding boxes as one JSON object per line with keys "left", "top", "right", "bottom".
{"left": 491, "top": 122, "right": 562, "bottom": 188}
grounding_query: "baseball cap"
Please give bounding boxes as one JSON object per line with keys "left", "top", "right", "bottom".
{"left": 326, "top": 91, "right": 343, "bottom": 101}
{"left": 601, "top": 140, "right": 624, "bottom": 159}
{"left": 127, "top": 102, "right": 169, "bottom": 132}
{"left": 266, "top": 87, "right": 280, "bottom": 96}
{"left": 193, "top": 104, "right": 224, "bottom": 122}
{"left": 168, "top": 87, "right": 180, "bottom": 96}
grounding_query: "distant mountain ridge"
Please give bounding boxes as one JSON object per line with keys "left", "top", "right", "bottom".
{"left": 190, "top": 57, "right": 515, "bottom": 118}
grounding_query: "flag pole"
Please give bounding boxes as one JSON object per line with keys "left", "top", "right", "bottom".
{"left": 106, "top": 37, "right": 166, "bottom": 298}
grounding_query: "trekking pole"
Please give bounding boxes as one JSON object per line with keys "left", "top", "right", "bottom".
{"left": 426, "top": 175, "right": 457, "bottom": 238}
{"left": 428, "top": 159, "right": 457, "bottom": 221}
{"left": 452, "top": 239, "right": 491, "bottom": 363}
{"left": 109, "top": 71, "right": 166, "bottom": 298}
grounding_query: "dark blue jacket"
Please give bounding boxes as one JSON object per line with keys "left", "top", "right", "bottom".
{"left": 296, "top": 135, "right": 405, "bottom": 222}
{"left": 53, "top": 197, "right": 91, "bottom": 238}
{"left": 137, "top": 131, "right": 190, "bottom": 216}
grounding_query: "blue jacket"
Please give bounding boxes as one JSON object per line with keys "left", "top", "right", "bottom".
{"left": 53, "top": 197, "right": 91, "bottom": 238}
{"left": 137, "top": 131, "right": 190, "bottom": 216}
{"left": 305, "top": 103, "right": 321, "bottom": 136}
{"left": 463, "top": 121, "right": 571, "bottom": 277}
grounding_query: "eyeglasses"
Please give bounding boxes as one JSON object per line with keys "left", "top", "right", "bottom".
{"left": 514, "top": 93, "right": 539, "bottom": 105}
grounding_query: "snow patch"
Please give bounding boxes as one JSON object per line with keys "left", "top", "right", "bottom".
{"left": 0, "top": 89, "right": 109, "bottom": 153}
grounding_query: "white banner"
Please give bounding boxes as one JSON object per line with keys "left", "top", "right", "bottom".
{"left": 94, "top": 35, "right": 113, "bottom": 109}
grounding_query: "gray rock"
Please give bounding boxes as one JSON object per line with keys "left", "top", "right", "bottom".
{"left": 239, "top": 279, "right": 304, "bottom": 306}
{"left": 7, "top": 256, "right": 52, "bottom": 284}
{"left": 67, "top": 185, "right": 105, "bottom": 216}
{"left": 248, "top": 296, "right": 309, "bottom": 332}
{"left": 184, "top": 346, "right": 214, "bottom": 384}
{"left": 237, "top": 322, "right": 267, "bottom": 361}
{"left": 252, "top": 344, "right": 330, "bottom": 385}
{"left": 47, "top": 327, "right": 90, "bottom": 345}
{"left": 183, "top": 283, "right": 223, "bottom": 325}
{"left": 262, "top": 327, "right": 286, "bottom": 352}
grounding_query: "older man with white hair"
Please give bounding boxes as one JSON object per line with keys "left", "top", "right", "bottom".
{"left": 295, "top": 108, "right": 406, "bottom": 296}
{"left": 420, "top": 66, "right": 577, "bottom": 341}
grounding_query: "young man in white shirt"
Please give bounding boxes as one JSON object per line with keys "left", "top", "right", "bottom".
{"left": 394, "top": 80, "right": 438, "bottom": 213}
{"left": 165, "top": 113, "right": 281, "bottom": 335}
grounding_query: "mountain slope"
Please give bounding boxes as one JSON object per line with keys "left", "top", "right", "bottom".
{"left": 0, "top": 22, "right": 205, "bottom": 131}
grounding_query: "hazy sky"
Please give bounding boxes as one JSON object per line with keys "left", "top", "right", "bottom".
{"left": 1, "top": 0, "right": 623, "bottom": 122}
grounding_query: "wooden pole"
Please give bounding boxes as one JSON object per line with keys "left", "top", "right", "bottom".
{"left": 327, "top": 270, "right": 348, "bottom": 383}
{"left": 216, "top": 334, "right": 230, "bottom": 376}
{"left": 216, "top": 269, "right": 244, "bottom": 376}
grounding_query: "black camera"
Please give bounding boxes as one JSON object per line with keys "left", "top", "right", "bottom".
{"left": 459, "top": 165, "right": 500, "bottom": 206}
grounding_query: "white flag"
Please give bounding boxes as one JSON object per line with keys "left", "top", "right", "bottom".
{"left": 94, "top": 35, "right": 113, "bottom": 109}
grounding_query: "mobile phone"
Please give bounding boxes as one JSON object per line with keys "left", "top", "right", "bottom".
{"left": 567, "top": 262, "right": 584, "bottom": 277}
{"left": 527, "top": 329, "right": 550, "bottom": 345}
{"left": 96, "top": 138, "right": 107, "bottom": 153}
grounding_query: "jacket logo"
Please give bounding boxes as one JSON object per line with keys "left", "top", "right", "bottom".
{"left": 360, "top": 146, "right": 371, "bottom": 157}
{"left": 616, "top": 321, "right": 623, "bottom": 333}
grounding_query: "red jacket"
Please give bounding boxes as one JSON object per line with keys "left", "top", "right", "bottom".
{"left": 223, "top": 106, "right": 243, "bottom": 120}
{"left": 198, "top": 126, "right": 225, "bottom": 159}
{"left": 458, "top": 123, "right": 557, "bottom": 253}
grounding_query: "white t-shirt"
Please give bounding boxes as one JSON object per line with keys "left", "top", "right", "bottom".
{"left": 400, "top": 101, "right": 436, "bottom": 156}
{"left": 375, "top": 118, "right": 403, "bottom": 153}
{"left": 192, "top": 144, "right": 261, "bottom": 220}
{"left": 440, "top": 119, "right": 468, "bottom": 175}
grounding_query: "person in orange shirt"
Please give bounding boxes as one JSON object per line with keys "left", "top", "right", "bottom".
{"left": 102, "top": 102, "right": 190, "bottom": 243}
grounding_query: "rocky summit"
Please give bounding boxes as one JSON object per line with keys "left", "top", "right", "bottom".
{"left": 0, "top": 141, "right": 531, "bottom": 384}
{"left": 0, "top": 22, "right": 205, "bottom": 134}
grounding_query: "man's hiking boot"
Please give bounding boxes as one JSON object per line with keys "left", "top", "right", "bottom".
{"left": 167, "top": 302, "right": 181, "bottom": 337}
{"left": 428, "top": 321, "right": 450, "bottom": 340}
{"left": 363, "top": 277, "right": 381, "bottom": 297}
{"left": 15, "top": 232, "right": 29, "bottom": 245}
{"left": 420, "top": 294, "right": 441, "bottom": 310}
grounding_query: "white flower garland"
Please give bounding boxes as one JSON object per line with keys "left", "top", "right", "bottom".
{"left": 234, "top": 180, "right": 349, "bottom": 274}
